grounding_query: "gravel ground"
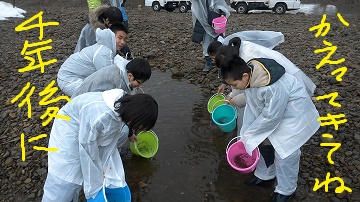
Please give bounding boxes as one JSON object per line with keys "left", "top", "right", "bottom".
{"left": 0, "top": 0, "right": 359, "bottom": 201}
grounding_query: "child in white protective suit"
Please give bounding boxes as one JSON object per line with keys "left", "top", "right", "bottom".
{"left": 207, "top": 37, "right": 316, "bottom": 129}
{"left": 41, "top": 89, "right": 158, "bottom": 202}
{"left": 57, "top": 23, "right": 128, "bottom": 97}
{"left": 216, "top": 44, "right": 320, "bottom": 202}
{"left": 71, "top": 56, "right": 151, "bottom": 98}
{"left": 70, "top": 56, "right": 152, "bottom": 146}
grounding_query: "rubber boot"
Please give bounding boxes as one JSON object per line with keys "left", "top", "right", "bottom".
{"left": 202, "top": 56, "right": 213, "bottom": 72}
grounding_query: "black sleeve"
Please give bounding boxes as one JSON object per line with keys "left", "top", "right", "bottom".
{"left": 128, "top": 128, "right": 134, "bottom": 137}
{"left": 219, "top": 9, "right": 226, "bottom": 16}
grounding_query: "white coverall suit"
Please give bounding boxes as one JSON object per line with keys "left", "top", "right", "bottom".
{"left": 42, "top": 89, "right": 129, "bottom": 201}
{"left": 239, "top": 60, "right": 320, "bottom": 195}
{"left": 71, "top": 55, "right": 138, "bottom": 99}
{"left": 223, "top": 39, "right": 317, "bottom": 134}
{"left": 57, "top": 28, "right": 117, "bottom": 97}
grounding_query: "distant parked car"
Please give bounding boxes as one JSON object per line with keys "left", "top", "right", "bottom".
{"left": 145, "top": 0, "right": 192, "bottom": 13}
{"left": 230, "top": 0, "right": 301, "bottom": 14}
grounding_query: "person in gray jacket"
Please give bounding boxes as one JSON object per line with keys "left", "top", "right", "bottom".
{"left": 191, "top": 0, "right": 230, "bottom": 72}
{"left": 57, "top": 23, "right": 128, "bottom": 97}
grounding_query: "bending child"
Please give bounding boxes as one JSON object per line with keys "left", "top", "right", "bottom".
{"left": 41, "top": 89, "right": 158, "bottom": 201}
{"left": 57, "top": 23, "right": 128, "bottom": 97}
{"left": 209, "top": 37, "right": 316, "bottom": 101}
{"left": 71, "top": 57, "right": 151, "bottom": 98}
{"left": 70, "top": 56, "right": 151, "bottom": 148}
{"left": 217, "top": 45, "right": 320, "bottom": 202}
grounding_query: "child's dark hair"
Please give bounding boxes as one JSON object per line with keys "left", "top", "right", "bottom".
{"left": 114, "top": 94, "right": 158, "bottom": 132}
{"left": 109, "top": 22, "right": 128, "bottom": 34}
{"left": 228, "top": 37, "right": 241, "bottom": 52}
{"left": 214, "top": 37, "right": 241, "bottom": 68}
{"left": 220, "top": 55, "right": 250, "bottom": 81}
{"left": 207, "top": 41, "right": 222, "bottom": 56}
{"left": 207, "top": 37, "right": 241, "bottom": 57}
{"left": 215, "top": 45, "right": 237, "bottom": 68}
{"left": 126, "top": 58, "right": 152, "bottom": 82}
{"left": 102, "top": 6, "right": 123, "bottom": 25}
{"left": 216, "top": 43, "right": 250, "bottom": 81}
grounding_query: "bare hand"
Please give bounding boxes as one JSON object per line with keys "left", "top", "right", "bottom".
{"left": 128, "top": 134, "right": 137, "bottom": 142}
{"left": 218, "top": 83, "right": 226, "bottom": 93}
{"left": 226, "top": 94, "right": 235, "bottom": 106}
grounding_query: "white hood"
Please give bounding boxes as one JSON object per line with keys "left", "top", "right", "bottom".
{"left": 114, "top": 55, "right": 132, "bottom": 93}
{"left": 102, "top": 88, "right": 126, "bottom": 117}
{"left": 96, "top": 28, "right": 117, "bottom": 58}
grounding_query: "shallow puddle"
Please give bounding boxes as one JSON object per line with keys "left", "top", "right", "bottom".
{"left": 122, "top": 70, "right": 273, "bottom": 202}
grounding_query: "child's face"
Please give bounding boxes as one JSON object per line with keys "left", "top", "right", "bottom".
{"left": 224, "top": 74, "right": 249, "bottom": 90}
{"left": 127, "top": 73, "right": 144, "bottom": 89}
{"left": 115, "top": 30, "right": 127, "bottom": 51}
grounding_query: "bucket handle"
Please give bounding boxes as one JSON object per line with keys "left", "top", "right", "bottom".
{"left": 134, "top": 141, "right": 138, "bottom": 150}
{"left": 226, "top": 136, "right": 240, "bottom": 154}
{"left": 134, "top": 130, "right": 159, "bottom": 150}
{"left": 226, "top": 137, "right": 261, "bottom": 160}
{"left": 137, "top": 86, "right": 145, "bottom": 94}
{"left": 208, "top": 93, "right": 225, "bottom": 112}
{"left": 212, "top": 23, "right": 226, "bottom": 30}
{"left": 211, "top": 99, "right": 229, "bottom": 112}
{"left": 209, "top": 93, "right": 226, "bottom": 100}
{"left": 147, "top": 130, "right": 159, "bottom": 141}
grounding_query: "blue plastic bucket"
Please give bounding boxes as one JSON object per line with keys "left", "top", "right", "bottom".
{"left": 88, "top": 185, "right": 131, "bottom": 202}
{"left": 211, "top": 104, "right": 236, "bottom": 132}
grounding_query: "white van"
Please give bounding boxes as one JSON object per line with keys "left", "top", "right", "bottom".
{"left": 145, "top": 0, "right": 192, "bottom": 13}
{"left": 230, "top": 0, "right": 301, "bottom": 14}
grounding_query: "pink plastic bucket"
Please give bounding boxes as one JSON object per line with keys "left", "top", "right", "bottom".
{"left": 212, "top": 17, "right": 227, "bottom": 34}
{"left": 226, "top": 137, "right": 260, "bottom": 174}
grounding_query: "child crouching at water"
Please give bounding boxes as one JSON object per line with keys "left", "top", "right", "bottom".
{"left": 71, "top": 56, "right": 152, "bottom": 98}
{"left": 41, "top": 89, "right": 158, "bottom": 201}
{"left": 216, "top": 45, "right": 320, "bottom": 202}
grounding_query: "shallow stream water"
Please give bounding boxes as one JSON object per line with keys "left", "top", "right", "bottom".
{"left": 122, "top": 70, "right": 274, "bottom": 202}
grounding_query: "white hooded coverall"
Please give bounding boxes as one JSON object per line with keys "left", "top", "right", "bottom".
{"left": 57, "top": 28, "right": 117, "bottom": 97}
{"left": 71, "top": 55, "right": 137, "bottom": 99}
{"left": 240, "top": 60, "right": 320, "bottom": 195}
{"left": 222, "top": 39, "right": 317, "bottom": 134}
{"left": 42, "top": 89, "right": 129, "bottom": 201}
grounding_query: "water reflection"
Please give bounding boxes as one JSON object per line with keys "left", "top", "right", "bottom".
{"left": 122, "top": 70, "right": 274, "bottom": 201}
